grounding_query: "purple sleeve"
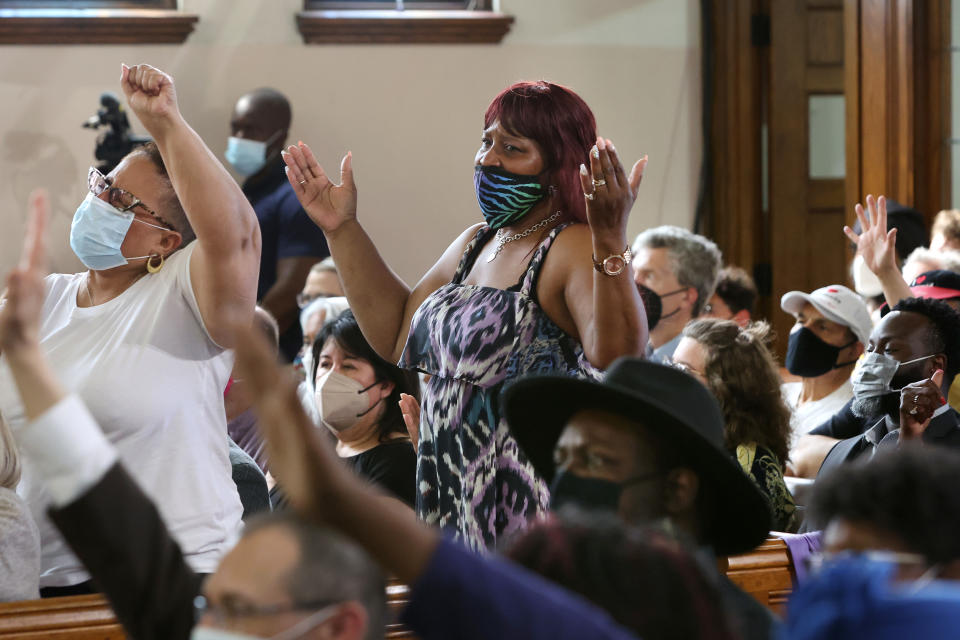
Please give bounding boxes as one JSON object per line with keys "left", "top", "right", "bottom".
{"left": 401, "top": 538, "right": 639, "bottom": 640}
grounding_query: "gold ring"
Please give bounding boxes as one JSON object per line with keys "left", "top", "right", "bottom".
{"left": 299, "top": 180, "right": 307, "bottom": 185}
{"left": 910, "top": 406, "right": 920, "bottom": 415}
{"left": 593, "top": 178, "right": 607, "bottom": 188}
{"left": 914, "top": 394, "right": 920, "bottom": 404}
{"left": 584, "top": 192, "right": 595, "bottom": 201}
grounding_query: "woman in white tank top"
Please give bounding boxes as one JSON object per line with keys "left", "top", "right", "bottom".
{"left": 0, "top": 64, "right": 261, "bottom": 592}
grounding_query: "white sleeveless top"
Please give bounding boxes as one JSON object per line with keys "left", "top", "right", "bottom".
{"left": 0, "top": 241, "right": 242, "bottom": 587}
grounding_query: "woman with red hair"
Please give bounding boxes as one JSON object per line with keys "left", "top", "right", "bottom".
{"left": 282, "top": 81, "right": 647, "bottom": 550}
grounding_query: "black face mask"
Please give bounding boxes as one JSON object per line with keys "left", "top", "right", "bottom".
{"left": 636, "top": 284, "right": 685, "bottom": 332}
{"left": 549, "top": 469, "right": 661, "bottom": 513}
{"left": 785, "top": 326, "right": 858, "bottom": 377}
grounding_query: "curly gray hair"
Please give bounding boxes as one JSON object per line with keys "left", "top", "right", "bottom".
{"left": 632, "top": 226, "right": 722, "bottom": 317}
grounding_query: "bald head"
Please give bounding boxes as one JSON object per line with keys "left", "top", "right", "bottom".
{"left": 230, "top": 88, "right": 291, "bottom": 153}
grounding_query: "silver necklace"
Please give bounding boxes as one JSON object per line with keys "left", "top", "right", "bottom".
{"left": 487, "top": 210, "right": 562, "bottom": 263}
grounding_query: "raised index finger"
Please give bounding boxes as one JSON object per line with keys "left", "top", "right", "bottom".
{"left": 22, "top": 190, "right": 48, "bottom": 272}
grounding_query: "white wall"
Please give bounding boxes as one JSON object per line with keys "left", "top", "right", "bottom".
{"left": 0, "top": 0, "right": 700, "bottom": 283}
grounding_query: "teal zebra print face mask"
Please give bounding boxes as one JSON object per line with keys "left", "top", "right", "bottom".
{"left": 473, "top": 165, "right": 548, "bottom": 229}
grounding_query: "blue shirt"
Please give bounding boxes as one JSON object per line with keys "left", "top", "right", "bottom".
{"left": 243, "top": 161, "right": 329, "bottom": 360}
{"left": 402, "top": 538, "right": 639, "bottom": 640}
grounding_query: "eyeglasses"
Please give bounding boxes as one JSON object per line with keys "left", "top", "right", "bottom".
{"left": 87, "top": 166, "right": 177, "bottom": 231}
{"left": 296, "top": 292, "right": 334, "bottom": 309}
{"left": 193, "top": 595, "right": 337, "bottom": 628}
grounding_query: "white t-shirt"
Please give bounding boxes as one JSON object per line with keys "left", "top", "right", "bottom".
{"left": 0, "top": 242, "right": 242, "bottom": 587}
{"left": 783, "top": 379, "right": 853, "bottom": 446}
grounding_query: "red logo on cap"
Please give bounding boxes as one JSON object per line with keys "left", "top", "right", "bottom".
{"left": 916, "top": 275, "right": 927, "bottom": 284}
{"left": 828, "top": 288, "right": 838, "bottom": 293}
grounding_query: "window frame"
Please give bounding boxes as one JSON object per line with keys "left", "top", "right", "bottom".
{"left": 0, "top": 0, "right": 198, "bottom": 44}
{"left": 297, "top": 0, "right": 512, "bottom": 45}
{"left": 0, "top": 0, "right": 176, "bottom": 8}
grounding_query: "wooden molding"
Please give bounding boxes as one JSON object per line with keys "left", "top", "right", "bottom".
{"left": 296, "top": 9, "right": 514, "bottom": 44}
{"left": 845, "top": 0, "right": 952, "bottom": 223}
{"left": 0, "top": 9, "right": 198, "bottom": 45}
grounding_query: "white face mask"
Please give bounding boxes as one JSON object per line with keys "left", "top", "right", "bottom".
{"left": 852, "top": 351, "right": 936, "bottom": 399}
{"left": 190, "top": 603, "right": 339, "bottom": 640}
{"left": 314, "top": 370, "right": 382, "bottom": 433}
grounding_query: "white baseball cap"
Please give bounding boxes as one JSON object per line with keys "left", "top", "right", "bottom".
{"left": 780, "top": 284, "right": 873, "bottom": 345}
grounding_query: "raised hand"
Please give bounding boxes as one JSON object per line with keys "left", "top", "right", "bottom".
{"left": 579, "top": 137, "right": 647, "bottom": 239}
{"left": 233, "top": 322, "right": 341, "bottom": 520}
{"left": 844, "top": 195, "right": 898, "bottom": 278}
{"left": 0, "top": 191, "right": 49, "bottom": 357}
{"left": 282, "top": 142, "right": 357, "bottom": 234}
{"left": 119, "top": 63, "right": 181, "bottom": 134}
{"left": 899, "top": 369, "right": 945, "bottom": 442}
{"left": 399, "top": 393, "right": 421, "bottom": 450}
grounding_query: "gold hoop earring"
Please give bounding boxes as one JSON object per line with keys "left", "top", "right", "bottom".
{"left": 146, "top": 254, "right": 164, "bottom": 274}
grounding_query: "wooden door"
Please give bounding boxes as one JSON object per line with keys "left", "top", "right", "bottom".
{"left": 767, "top": 0, "right": 848, "bottom": 353}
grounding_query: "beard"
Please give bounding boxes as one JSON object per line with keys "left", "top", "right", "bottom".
{"left": 851, "top": 391, "right": 899, "bottom": 420}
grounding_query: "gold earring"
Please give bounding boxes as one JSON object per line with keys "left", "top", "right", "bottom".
{"left": 146, "top": 254, "right": 164, "bottom": 274}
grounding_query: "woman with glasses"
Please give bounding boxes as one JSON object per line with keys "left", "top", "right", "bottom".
{"left": 0, "top": 64, "right": 260, "bottom": 595}
{"left": 671, "top": 319, "right": 801, "bottom": 532}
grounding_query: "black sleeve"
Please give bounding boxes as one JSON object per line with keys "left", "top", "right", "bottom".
{"left": 48, "top": 463, "right": 201, "bottom": 640}
{"left": 352, "top": 441, "right": 417, "bottom": 507}
{"left": 808, "top": 398, "right": 869, "bottom": 439}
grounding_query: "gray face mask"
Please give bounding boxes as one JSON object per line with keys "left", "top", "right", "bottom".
{"left": 852, "top": 351, "right": 936, "bottom": 400}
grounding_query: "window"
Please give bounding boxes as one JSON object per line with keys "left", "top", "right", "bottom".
{"left": 298, "top": 0, "right": 513, "bottom": 44}
{"left": 0, "top": 0, "right": 198, "bottom": 44}
{"left": 307, "top": 0, "right": 492, "bottom": 8}
{"left": 0, "top": 0, "right": 176, "bottom": 7}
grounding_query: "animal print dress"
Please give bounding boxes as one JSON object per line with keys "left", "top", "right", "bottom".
{"left": 400, "top": 223, "right": 600, "bottom": 550}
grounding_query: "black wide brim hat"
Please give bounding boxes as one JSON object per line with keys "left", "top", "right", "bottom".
{"left": 503, "top": 357, "right": 771, "bottom": 556}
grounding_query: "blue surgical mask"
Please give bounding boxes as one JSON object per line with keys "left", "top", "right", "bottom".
{"left": 69, "top": 192, "right": 163, "bottom": 271}
{"left": 225, "top": 130, "right": 283, "bottom": 177}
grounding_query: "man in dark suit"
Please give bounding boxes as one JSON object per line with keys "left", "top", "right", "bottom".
{"left": 817, "top": 297, "right": 960, "bottom": 478}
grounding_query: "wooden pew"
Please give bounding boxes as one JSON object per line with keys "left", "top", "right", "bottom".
{"left": 0, "top": 594, "right": 125, "bottom": 639}
{"left": 718, "top": 537, "right": 794, "bottom": 616}
{"left": 0, "top": 539, "right": 795, "bottom": 639}
{"left": 0, "top": 583, "right": 419, "bottom": 640}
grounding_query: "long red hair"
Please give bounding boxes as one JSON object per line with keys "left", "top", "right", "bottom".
{"left": 484, "top": 81, "right": 597, "bottom": 224}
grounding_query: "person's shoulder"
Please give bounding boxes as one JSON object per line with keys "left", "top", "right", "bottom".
{"left": 781, "top": 381, "right": 800, "bottom": 398}
{"left": 366, "top": 439, "right": 416, "bottom": 462}
{"left": 550, "top": 221, "right": 592, "bottom": 251}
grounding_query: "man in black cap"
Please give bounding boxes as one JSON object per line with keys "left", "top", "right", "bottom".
{"left": 503, "top": 358, "right": 776, "bottom": 640}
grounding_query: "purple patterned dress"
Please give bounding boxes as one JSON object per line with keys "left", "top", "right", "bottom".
{"left": 400, "top": 223, "right": 600, "bottom": 550}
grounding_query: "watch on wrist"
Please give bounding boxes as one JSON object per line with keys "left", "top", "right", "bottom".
{"left": 593, "top": 246, "right": 633, "bottom": 276}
